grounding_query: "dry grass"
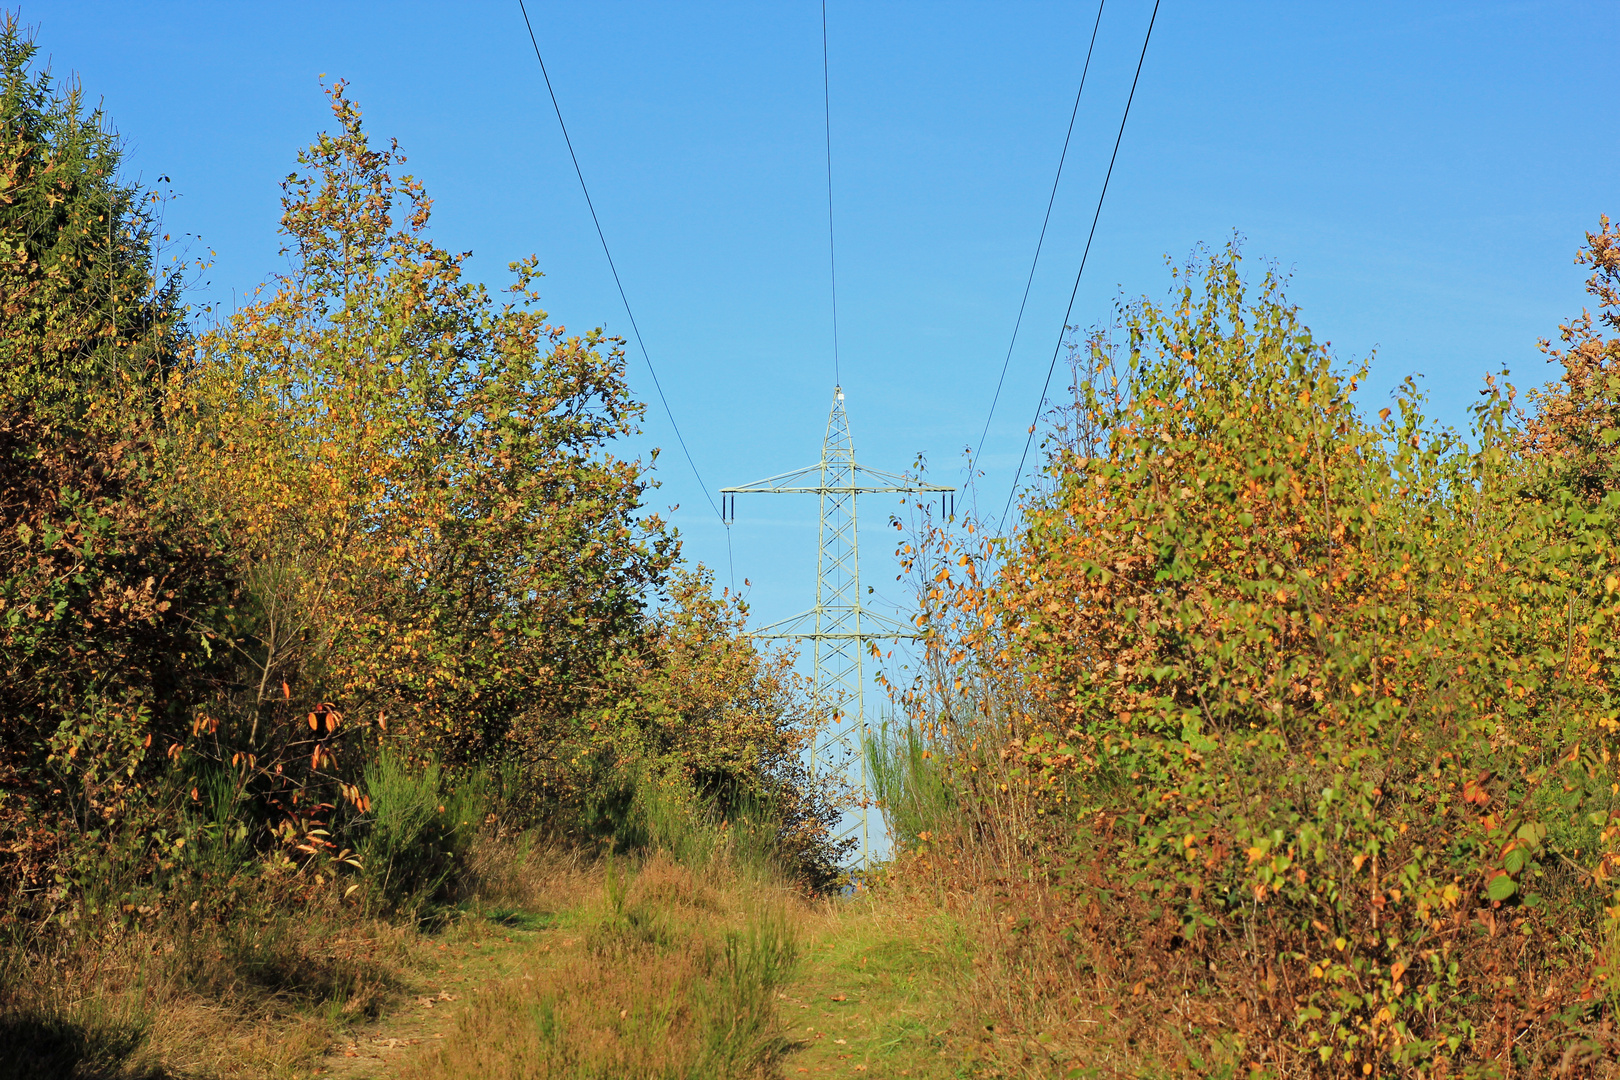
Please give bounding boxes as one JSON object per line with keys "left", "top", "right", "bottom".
{"left": 0, "top": 832, "right": 598, "bottom": 1080}
{"left": 403, "top": 853, "right": 801, "bottom": 1080}
{"left": 844, "top": 858, "right": 1249, "bottom": 1080}
{"left": 0, "top": 837, "right": 829, "bottom": 1080}
{"left": 0, "top": 883, "right": 416, "bottom": 1079}
{"left": 866, "top": 852, "right": 1620, "bottom": 1079}
{"left": 459, "top": 832, "right": 602, "bottom": 919}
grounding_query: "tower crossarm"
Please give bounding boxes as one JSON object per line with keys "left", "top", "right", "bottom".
{"left": 721, "top": 465, "right": 952, "bottom": 497}
{"left": 749, "top": 604, "right": 920, "bottom": 641}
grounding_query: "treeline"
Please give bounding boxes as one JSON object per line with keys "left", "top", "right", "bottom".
{"left": 0, "top": 13, "right": 841, "bottom": 956}
{"left": 878, "top": 228, "right": 1620, "bottom": 1075}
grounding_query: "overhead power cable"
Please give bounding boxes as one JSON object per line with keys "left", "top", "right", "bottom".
{"left": 967, "top": 0, "right": 1107, "bottom": 492}
{"left": 999, "top": 0, "right": 1161, "bottom": 533}
{"left": 822, "top": 0, "right": 841, "bottom": 386}
{"left": 515, "top": 0, "right": 732, "bottom": 570}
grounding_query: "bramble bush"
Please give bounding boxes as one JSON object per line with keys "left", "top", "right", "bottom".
{"left": 883, "top": 228, "right": 1620, "bottom": 1076}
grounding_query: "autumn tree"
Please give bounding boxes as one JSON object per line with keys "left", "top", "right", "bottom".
{"left": 1523, "top": 214, "right": 1620, "bottom": 502}
{"left": 0, "top": 14, "right": 236, "bottom": 895}
{"left": 167, "top": 81, "right": 675, "bottom": 833}
{"left": 893, "top": 238, "right": 1620, "bottom": 1074}
{"left": 626, "top": 566, "right": 849, "bottom": 884}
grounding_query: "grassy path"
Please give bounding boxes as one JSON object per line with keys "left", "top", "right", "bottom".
{"left": 313, "top": 914, "right": 559, "bottom": 1079}
{"left": 778, "top": 906, "right": 968, "bottom": 1078}
{"left": 306, "top": 867, "right": 979, "bottom": 1080}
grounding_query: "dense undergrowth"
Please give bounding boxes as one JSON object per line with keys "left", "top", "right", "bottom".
{"left": 873, "top": 225, "right": 1620, "bottom": 1077}
{"left": 0, "top": 14, "right": 843, "bottom": 1077}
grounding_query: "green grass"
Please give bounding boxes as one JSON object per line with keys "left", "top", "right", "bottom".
{"left": 865, "top": 722, "right": 963, "bottom": 850}
{"left": 361, "top": 749, "right": 487, "bottom": 915}
{"left": 780, "top": 897, "right": 980, "bottom": 1078}
{"left": 475, "top": 908, "right": 558, "bottom": 932}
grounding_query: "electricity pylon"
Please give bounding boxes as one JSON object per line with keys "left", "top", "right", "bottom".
{"left": 721, "top": 386, "right": 953, "bottom": 868}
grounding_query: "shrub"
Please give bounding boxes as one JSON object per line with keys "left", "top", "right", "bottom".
{"left": 361, "top": 749, "right": 485, "bottom": 914}
{"left": 891, "top": 231, "right": 1620, "bottom": 1076}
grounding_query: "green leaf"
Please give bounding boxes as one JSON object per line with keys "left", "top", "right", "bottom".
{"left": 1486, "top": 874, "right": 1517, "bottom": 902}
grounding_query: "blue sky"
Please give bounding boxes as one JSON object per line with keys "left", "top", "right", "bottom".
{"left": 33, "top": 0, "right": 1617, "bottom": 640}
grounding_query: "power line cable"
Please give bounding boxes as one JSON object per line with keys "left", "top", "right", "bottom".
{"left": 999, "top": 0, "right": 1160, "bottom": 533}
{"left": 821, "top": 0, "right": 840, "bottom": 386}
{"left": 515, "top": 0, "right": 734, "bottom": 585}
{"left": 967, "top": 0, "right": 1106, "bottom": 492}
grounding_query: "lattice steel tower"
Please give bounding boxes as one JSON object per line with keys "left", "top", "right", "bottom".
{"left": 721, "top": 386, "right": 952, "bottom": 867}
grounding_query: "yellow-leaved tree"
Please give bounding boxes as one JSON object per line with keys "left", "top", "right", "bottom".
{"left": 165, "top": 81, "right": 673, "bottom": 835}
{"left": 162, "top": 82, "right": 843, "bottom": 889}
